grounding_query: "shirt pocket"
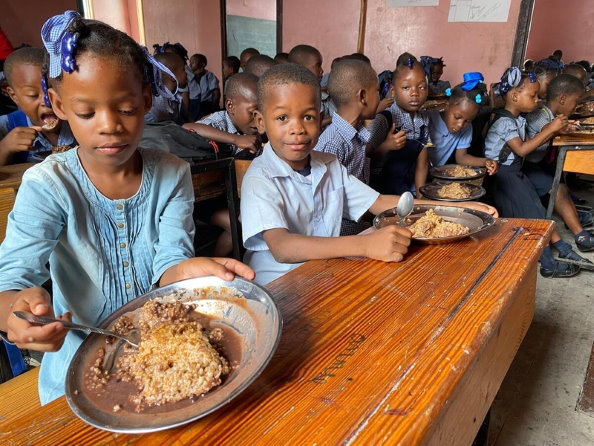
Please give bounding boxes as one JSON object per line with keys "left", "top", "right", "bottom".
{"left": 320, "top": 186, "right": 345, "bottom": 236}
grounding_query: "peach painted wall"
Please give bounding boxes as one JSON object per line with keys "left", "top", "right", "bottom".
{"left": 141, "top": 0, "right": 223, "bottom": 85}
{"left": 1, "top": 0, "right": 78, "bottom": 48}
{"left": 226, "top": 0, "right": 276, "bottom": 21}
{"left": 283, "top": 0, "right": 523, "bottom": 85}
{"left": 526, "top": 0, "right": 593, "bottom": 64}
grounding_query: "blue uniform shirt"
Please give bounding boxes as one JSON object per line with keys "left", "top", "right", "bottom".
{"left": 427, "top": 110, "right": 472, "bottom": 166}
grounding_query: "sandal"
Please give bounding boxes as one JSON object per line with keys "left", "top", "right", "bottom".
{"left": 540, "top": 261, "right": 580, "bottom": 278}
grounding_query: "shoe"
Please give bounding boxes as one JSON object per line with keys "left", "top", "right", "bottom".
{"left": 575, "top": 233, "right": 594, "bottom": 252}
{"left": 540, "top": 261, "right": 580, "bottom": 278}
{"left": 565, "top": 211, "right": 593, "bottom": 230}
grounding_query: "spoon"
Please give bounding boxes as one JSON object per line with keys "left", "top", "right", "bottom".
{"left": 13, "top": 311, "right": 139, "bottom": 348}
{"left": 396, "top": 191, "right": 414, "bottom": 227}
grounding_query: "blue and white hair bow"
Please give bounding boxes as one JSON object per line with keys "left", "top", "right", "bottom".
{"left": 41, "top": 10, "right": 81, "bottom": 79}
{"left": 142, "top": 47, "right": 178, "bottom": 100}
{"left": 499, "top": 67, "right": 522, "bottom": 94}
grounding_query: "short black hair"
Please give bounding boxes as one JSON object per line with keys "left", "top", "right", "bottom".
{"left": 288, "top": 44, "right": 321, "bottom": 65}
{"left": 547, "top": 73, "right": 585, "bottom": 101}
{"left": 244, "top": 54, "right": 277, "bottom": 78}
{"left": 224, "top": 55, "right": 240, "bottom": 73}
{"left": 44, "top": 18, "right": 150, "bottom": 88}
{"left": 344, "top": 52, "right": 371, "bottom": 64}
{"left": 396, "top": 52, "right": 417, "bottom": 68}
{"left": 257, "top": 62, "right": 320, "bottom": 111}
{"left": 157, "top": 42, "right": 188, "bottom": 61}
{"left": 240, "top": 47, "right": 260, "bottom": 60}
{"left": 328, "top": 59, "right": 376, "bottom": 108}
{"left": 563, "top": 64, "right": 588, "bottom": 84}
{"left": 224, "top": 72, "right": 258, "bottom": 100}
{"left": 154, "top": 52, "right": 185, "bottom": 71}
{"left": 4, "top": 47, "right": 45, "bottom": 85}
{"left": 191, "top": 53, "right": 207, "bottom": 67}
{"left": 274, "top": 52, "right": 290, "bottom": 64}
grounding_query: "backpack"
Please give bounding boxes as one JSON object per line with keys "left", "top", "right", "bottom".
{"left": 139, "top": 121, "right": 229, "bottom": 164}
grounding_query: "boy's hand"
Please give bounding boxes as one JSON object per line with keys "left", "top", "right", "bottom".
{"left": 6, "top": 287, "right": 71, "bottom": 352}
{"left": 233, "top": 134, "right": 261, "bottom": 154}
{"left": 376, "top": 97, "right": 394, "bottom": 113}
{"left": 363, "top": 225, "right": 411, "bottom": 262}
{"left": 485, "top": 159, "right": 499, "bottom": 175}
{"left": 0, "top": 126, "right": 41, "bottom": 154}
{"left": 546, "top": 114, "right": 568, "bottom": 134}
{"left": 382, "top": 126, "right": 407, "bottom": 151}
{"left": 173, "top": 257, "right": 256, "bottom": 283}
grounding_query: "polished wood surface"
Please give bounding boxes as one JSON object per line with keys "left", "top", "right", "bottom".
{"left": 552, "top": 133, "right": 594, "bottom": 146}
{"left": 0, "top": 218, "right": 552, "bottom": 445}
{"left": 0, "top": 163, "right": 35, "bottom": 189}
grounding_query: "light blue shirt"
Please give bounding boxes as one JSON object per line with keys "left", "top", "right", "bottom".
{"left": 427, "top": 110, "right": 472, "bottom": 166}
{"left": 0, "top": 147, "right": 195, "bottom": 404}
{"left": 240, "top": 143, "right": 379, "bottom": 285}
{"left": 484, "top": 115, "right": 526, "bottom": 166}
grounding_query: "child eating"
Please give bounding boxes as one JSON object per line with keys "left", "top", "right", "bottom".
{"left": 427, "top": 72, "right": 498, "bottom": 174}
{"left": 420, "top": 56, "right": 451, "bottom": 96}
{"left": 0, "top": 47, "right": 76, "bottom": 165}
{"left": 0, "top": 11, "right": 253, "bottom": 404}
{"left": 484, "top": 67, "right": 585, "bottom": 278}
{"left": 240, "top": 63, "right": 496, "bottom": 285}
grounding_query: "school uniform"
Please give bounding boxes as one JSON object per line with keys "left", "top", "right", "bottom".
{"left": 144, "top": 91, "right": 183, "bottom": 124}
{"left": 315, "top": 112, "right": 371, "bottom": 235}
{"left": 523, "top": 105, "right": 556, "bottom": 197}
{"left": 0, "top": 147, "right": 195, "bottom": 403}
{"left": 427, "top": 110, "right": 472, "bottom": 166}
{"left": 484, "top": 114, "right": 545, "bottom": 219}
{"left": 429, "top": 80, "right": 451, "bottom": 95}
{"left": 370, "top": 102, "right": 431, "bottom": 195}
{"left": 0, "top": 110, "right": 76, "bottom": 163}
{"left": 241, "top": 143, "right": 379, "bottom": 285}
{"left": 196, "top": 110, "right": 244, "bottom": 155}
{"left": 188, "top": 69, "right": 220, "bottom": 120}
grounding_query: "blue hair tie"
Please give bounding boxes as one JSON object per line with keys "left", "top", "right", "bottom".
{"left": 142, "top": 47, "right": 178, "bottom": 99}
{"left": 406, "top": 57, "right": 414, "bottom": 68}
{"left": 60, "top": 32, "right": 79, "bottom": 73}
{"left": 527, "top": 71, "right": 537, "bottom": 83}
{"left": 499, "top": 67, "right": 522, "bottom": 94}
{"left": 461, "top": 72, "right": 484, "bottom": 91}
{"left": 445, "top": 88, "right": 452, "bottom": 97}
{"left": 41, "top": 10, "right": 81, "bottom": 78}
{"left": 475, "top": 94, "right": 482, "bottom": 104}
{"left": 40, "top": 74, "right": 51, "bottom": 107}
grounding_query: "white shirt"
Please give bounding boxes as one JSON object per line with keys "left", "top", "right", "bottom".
{"left": 240, "top": 143, "right": 379, "bottom": 285}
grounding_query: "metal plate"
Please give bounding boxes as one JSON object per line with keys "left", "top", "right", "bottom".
{"left": 430, "top": 164, "right": 487, "bottom": 181}
{"left": 419, "top": 181, "right": 486, "bottom": 202}
{"left": 65, "top": 276, "right": 282, "bottom": 433}
{"left": 373, "top": 204, "right": 496, "bottom": 244}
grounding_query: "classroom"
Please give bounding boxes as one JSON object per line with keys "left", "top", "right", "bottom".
{"left": 0, "top": 0, "right": 593, "bottom": 444}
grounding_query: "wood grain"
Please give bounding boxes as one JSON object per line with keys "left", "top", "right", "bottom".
{"left": 0, "top": 163, "right": 35, "bottom": 189}
{"left": 0, "top": 218, "right": 553, "bottom": 445}
{"left": 552, "top": 134, "right": 594, "bottom": 146}
{"left": 562, "top": 150, "right": 594, "bottom": 175}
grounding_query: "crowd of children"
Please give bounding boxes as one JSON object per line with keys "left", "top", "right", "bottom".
{"left": 0, "top": 9, "right": 593, "bottom": 403}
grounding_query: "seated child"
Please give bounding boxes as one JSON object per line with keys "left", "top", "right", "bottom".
{"left": 244, "top": 55, "right": 278, "bottom": 78}
{"left": 484, "top": 67, "right": 585, "bottom": 278}
{"left": 524, "top": 73, "right": 594, "bottom": 251}
{"left": 0, "top": 11, "right": 253, "bottom": 404}
{"left": 188, "top": 53, "right": 221, "bottom": 120}
{"left": 184, "top": 72, "right": 260, "bottom": 156}
{"left": 222, "top": 56, "right": 240, "bottom": 82}
{"left": 144, "top": 51, "right": 189, "bottom": 124}
{"left": 534, "top": 66, "right": 557, "bottom": 101}
{"left": 274, "top": 52, "right": 290, "bottom": 64}
{"left": 240, "top": 47, "right": 260, "bottom": 71}
{"left": 420, "top": 56, "right": 451, "bottom": 95}
{"left": 369, "top": 57, "right": 429, "bottom": 197}
{"left": 564, "top": 63, "right": 588, "bottom": 89}
{"left": 314, "top": 59, "right": 379, "bottom": 234}
{"left": 241, "top": 63, "right": 497, "bottom": 285}
{"left": 427, "top": 72, "right": 498, "bottom": 174}
{"left": 0, "top": 47, "right": 75, "bottom": 165}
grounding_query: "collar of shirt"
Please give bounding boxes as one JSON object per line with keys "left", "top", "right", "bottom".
{"left": 432, "top": 110, "right": 451, "bottom": 138}
{"left": 331, "top": 112, "right": 370, "bottom": 145}
{"left": 261, "top": 142, "right": 332, "bottom": 185}
{"left": 224, "top": 111, "right": 240, "bottom": 135}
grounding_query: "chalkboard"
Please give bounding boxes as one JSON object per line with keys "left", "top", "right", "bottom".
{"left": 226, "top": 15, "right": 276, "bottom": 58}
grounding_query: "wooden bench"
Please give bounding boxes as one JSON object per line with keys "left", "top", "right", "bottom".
{"left": 0, "top": 366, "right": 40, "bottom": 426}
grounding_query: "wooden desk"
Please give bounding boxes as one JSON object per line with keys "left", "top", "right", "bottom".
{"left": 0, "top": 163, "right": 35, "bottom": 190}
{"left": 0, "top": 218, "right": 552, "bottom": 445}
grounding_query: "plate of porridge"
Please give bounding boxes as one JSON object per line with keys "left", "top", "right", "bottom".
{"left": 431, "top": 164, "right": 487, "bottom": 181}
{"left": 419, "top": 181, "right": 486, "bottom": 202}
{"left": 65, "top": 276, "right": 282, "bottom": 433}
{"left": 373, "top": 205, "right": 496, "bottom": 244}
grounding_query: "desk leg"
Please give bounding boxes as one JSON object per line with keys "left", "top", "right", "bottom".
{"left": 546, "top": 146, "right": 568, "bottom": 219}
{"left": 225, "top": 161, "right": 243, "bottom": 261}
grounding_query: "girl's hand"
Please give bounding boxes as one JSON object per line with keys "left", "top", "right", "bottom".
{"left": 546, "top": 114, "right": 568, "bottom": 133}
{"left": 485, "top": 159, "right": 499, "bottom": 175}
{"left": 363, "top": 225, "right": 411, "bottom": 262}
{"left": 460, "top": 201, "right": 499, "bottom": 217}
{"left": 383, "top": 126, "right": 407, "bottom": 151}
{"left": 6, "top": 287, "right": 71, "bottom": 352}
{"left": 175, "top": 257, "right": 256, "bottom": 282}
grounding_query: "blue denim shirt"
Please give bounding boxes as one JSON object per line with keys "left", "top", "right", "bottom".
{"left": 0, "top": 147, "right": 195, "bottom": 404}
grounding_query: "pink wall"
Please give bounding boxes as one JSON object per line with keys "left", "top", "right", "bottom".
{"left": 227, "top": 0, "right": 276, "bottom": 21}
{"left": 526, "top": 0, "right": 593, "bottom": 64}
{"left": 284, "top": 0, "right": 523, "bottom": 86}
{"left": 1, "top": 0, "right": 77, "bottom": 48}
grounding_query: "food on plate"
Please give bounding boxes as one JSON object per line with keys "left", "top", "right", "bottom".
{"left": 408, "top": 209, "right": 470, "bottom": 238}
{"left": 437, "top": 182, "right": 472, "bottom": 199}
{"left": 442, "top": 165, "right": 477, "bottom": 178}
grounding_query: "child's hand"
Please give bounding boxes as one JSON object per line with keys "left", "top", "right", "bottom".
{"left": 546, "top": 114, "right": 568, "bottom": 134}
{"left": 6, "top": 287, "right": 71, "bottom": 352}
{"left": 383, "top": 126, "right": 407, "bottom": 151}
{"left": 170, "top": 257, "right": 256, "bottom": 283}
{"left": 0, "top": 126, "right": 42, "bottom": 155}
{"left": 233, "top": 134, "right": 261, "bottom": 154}
{"left": 485, "top": 159, "right": 499, "bottom": 175}
{"left": 376, "top": 97, "right": 394, "bottom": 113}
{"left": 363, "top": 225, "right": 411, "bottom": 262}
{"left": 459, "top": 201, "right": 499, "bottom": 217}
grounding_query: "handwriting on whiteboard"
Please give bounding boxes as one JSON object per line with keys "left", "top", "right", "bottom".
{"left": 448, "top": 0, "right": 511, "bottom": 22}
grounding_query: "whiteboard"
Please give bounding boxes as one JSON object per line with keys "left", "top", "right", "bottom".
{"left": 448, "top": 0, "right": 511, "bottom": 22}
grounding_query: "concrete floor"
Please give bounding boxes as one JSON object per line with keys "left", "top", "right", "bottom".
{"left": 488, "top": 181, "right": 594, "bottom": 446}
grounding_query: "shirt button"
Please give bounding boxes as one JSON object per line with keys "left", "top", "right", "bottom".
{"left": 123, "top": 261, "right": 129, "bottom": 267}
{"left": 125, "top": 283, "right": 131, "bottom": 289}
{"left": 120, "top": 242, "right": 126, "bottom": 248}
{"left": 117, "top": 223, "right": 124, "bottom": 228}
{"left": 116, "top": 204, "right": 124, "bottom": 210}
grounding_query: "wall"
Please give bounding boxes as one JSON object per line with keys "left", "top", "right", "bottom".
{"left": 226, "top": 0, "right": 275, "bottom": 21}
{"left": 283, "top": 0, "right": 523, "bottom": 85}
{"left": 1, "top": 0, "right": 78, "bottom": 48}
{"left": 526, "top": 0, "right": 593, "bottom": 64}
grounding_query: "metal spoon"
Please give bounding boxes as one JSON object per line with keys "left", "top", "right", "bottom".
{"left": 396, "top": 191, "right": 415, "bottom": 227}
{"left": 13, "top": 311, "right": 139, "bottom": 348}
